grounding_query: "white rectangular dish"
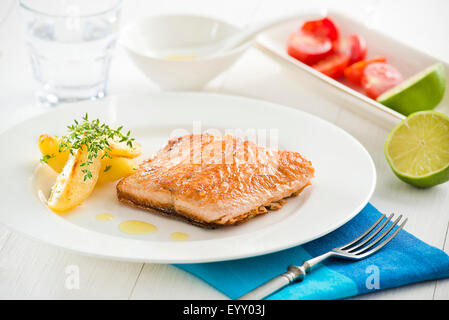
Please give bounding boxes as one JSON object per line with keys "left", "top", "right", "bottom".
{"left": 256, "top": 10, "right": 449, "bottom": 128}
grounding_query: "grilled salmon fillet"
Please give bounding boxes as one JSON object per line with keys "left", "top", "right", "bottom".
{"left": 117, "top": 134, "right": 314, "bottom": 228}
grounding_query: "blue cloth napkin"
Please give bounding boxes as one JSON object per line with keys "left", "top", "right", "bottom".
{"left": 176, "top": 203, "right": 449, "bottom": 299}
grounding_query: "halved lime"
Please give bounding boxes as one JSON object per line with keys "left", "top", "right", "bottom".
{"left": 385, "top": 111, "right": 449, "bottom": 188}
{"left": 377, "top": 63, "right": 446, "bottom": 116}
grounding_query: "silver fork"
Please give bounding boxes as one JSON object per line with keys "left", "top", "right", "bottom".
{"left": 238, "top": 213, "right": 407, "bottom": 300}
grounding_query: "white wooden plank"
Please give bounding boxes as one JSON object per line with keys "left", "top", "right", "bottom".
{"left": 0, "top": 232, "right": 143, "bottom": 299}
{"left": 434, "top": 223, "right": 449, "bottom": 299}
{"left": 0, "top": 225, "right": 11, "bottom": 252}
{"left": 130, "top": 264, "right": 227, "bottom": 300}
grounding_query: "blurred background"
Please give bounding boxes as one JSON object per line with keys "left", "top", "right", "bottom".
{"left": 0, "top": 0, "right": 448, "bottom": 123}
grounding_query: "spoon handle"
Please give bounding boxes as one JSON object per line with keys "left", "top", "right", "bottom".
{"left": 220, "top": 10, "right": 323, "bottom": 52}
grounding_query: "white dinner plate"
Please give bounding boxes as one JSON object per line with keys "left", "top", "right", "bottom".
{"left": 0, "top": 92, "right": 376, "bottom": 263}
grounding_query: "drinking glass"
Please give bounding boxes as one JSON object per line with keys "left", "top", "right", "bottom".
{"left": 20, "top": 0, "right": 122, "bottom": 106}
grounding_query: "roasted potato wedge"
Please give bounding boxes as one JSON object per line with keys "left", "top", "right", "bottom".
{"left": 38, "top": 134, "right": 70, "bottom": 173}
{"left": 47, "top": 149, "right": 102, "bottom": 213}
{"left": 98, "top": 157, "right": 137, "bottom": 184}
{"left": 39, "top": 134, "right": 138, "bottom": 183}
{"left": 108, "top": 139, "right": 142, "bottom": 158}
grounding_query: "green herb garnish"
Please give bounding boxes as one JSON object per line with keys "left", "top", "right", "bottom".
{"left": 59, "top": 113, "right": 135, "bottom": 181}
{"left": 40, "top": 154, "right": 55, "bottom": 164}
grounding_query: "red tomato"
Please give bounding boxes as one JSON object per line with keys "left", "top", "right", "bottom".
{"left": 340, "top": 34, "right": 367, "bottom": 64}
{"left": 312, "top": 53, "right": 350, "bottom": 79}
{"left": 361, "top": 62, "right": 403, "bottom": 99}
{"left": 287, "top": 31, "right": 333, "bottom": 65}
{"left": 301, "top": 17, "right": 340, "bottom": 42}
{"left": 344, "top": 56, "right": 387, "bottom": 85}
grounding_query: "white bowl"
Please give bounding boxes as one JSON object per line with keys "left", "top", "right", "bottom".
{"left": 119, "top": 15, "right": 250, "bottom": 91}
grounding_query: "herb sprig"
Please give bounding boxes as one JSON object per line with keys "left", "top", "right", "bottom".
{"left": 40, "top": 154, "right": 55, "bottom": 164}
{"left": 58, "top": 113, "right": 135, "bottom": 181}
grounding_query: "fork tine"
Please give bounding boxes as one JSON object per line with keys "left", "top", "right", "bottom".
{"left": 338, "top": 213, "right": 387, "bottom": 251}
{"left": 357, "top": 218, "right": 407, "bottom": 258}
{"left": 351, "top": 215, "right": 404, "bottom": 255}
{"left": 345, "top": 213, "right": 394, "bottom": 253}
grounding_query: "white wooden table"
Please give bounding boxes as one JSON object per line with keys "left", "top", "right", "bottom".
{"left": 0, "top": 0, "right": 448, "bottom": 299}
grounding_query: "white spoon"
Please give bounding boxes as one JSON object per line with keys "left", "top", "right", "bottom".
{"left": 205, "top": 12, "right": 323, "bottom": 58}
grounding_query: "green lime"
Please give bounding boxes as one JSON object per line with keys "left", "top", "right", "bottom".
{"left": 377, "top": 63, "right": 446, "bottom": 116}
{"left": 385, "top": 111, "right": 449, "bottom": 188}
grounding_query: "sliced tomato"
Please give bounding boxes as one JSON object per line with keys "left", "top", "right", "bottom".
{"left": 287, "top": 31, "right": 333, "bottom": 65}
{"left": 301, "top": 17, "right": 340, "bottom": 42}
{"left": 340, "top": 34, "right": 367, "bottom": 64}
{"left": 344, "top": 56, "right": 387, "bottom": 85}
{"left": 312, "top": 53, "right": 350, "bottom": 79}
{"left": 361, "top": 62, "right": 403, "bottom": 99}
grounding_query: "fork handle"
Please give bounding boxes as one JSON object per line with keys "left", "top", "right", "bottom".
{"left": 237, "top": 265, "right": 306, "bottom": 300}
{"left": 237, "top": 252, "right": 334, "bottom": 300}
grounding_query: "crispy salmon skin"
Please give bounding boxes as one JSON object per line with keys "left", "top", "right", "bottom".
{"left": 116, "top": 134, "right": 314, "bottom": 228}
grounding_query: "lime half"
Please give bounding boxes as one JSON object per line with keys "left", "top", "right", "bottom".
{"left": 385, "top": 111, "right": 449, "bottom": 188}
{"left": 377, "top": 63, "right": 446, "bottom": 116}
